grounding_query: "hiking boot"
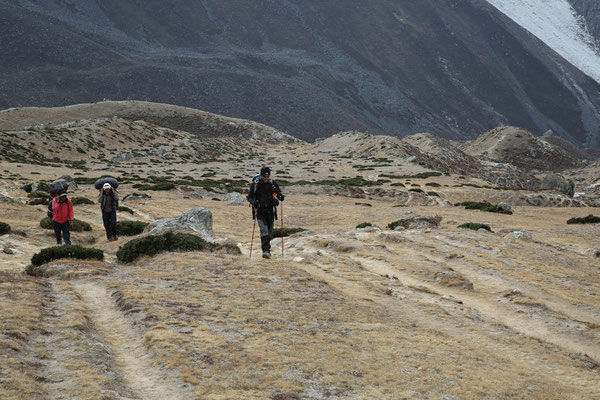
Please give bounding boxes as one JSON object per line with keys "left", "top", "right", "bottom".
{"left": 262, "top": 251, "right": 271, "bottom": 259}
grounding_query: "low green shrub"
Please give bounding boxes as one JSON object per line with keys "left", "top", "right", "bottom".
{"left": 27, "top": 191, "right": 48, "bottom": 199}
{"left": 116, "top": 232, "right": 241, "bottom": 263}
{"left": 390, "top": 182, "right": 405, "bottom": 187}
{"left": 21, "top": 183, "right": 33, "bottom": 193}
{"left": 381, "top": 172, "right": 442, "bottom": 179}
{"left": 0, "top": 222, "right": 11, "bottom": 235}
{"left": 116, "top": 220, "right": 149, "bottom": 236}
{"left": 119, "top": 206, "right": 135, "bottom": 214}
{"left": 425, "top": 182, "right": 441, "bottom": 187}
{"left": 71, "top": 197, "right": 94, "bottom": 206}
{"left": 427, "top": 191, "right": 440, "bottom": 197}
{"left": 123, "top": 193, "right": 151, "bottom": 201}
{"left": 567, "top": 214, "right": 600, "bottom": 224}
{"left": 28, "top": 198, "right": 49, "bottom": 206}
{"left": 40, "top": 217, "right": 92, "bottom": 232}
{"left": 356, "top": 222, "right": 373, "bottom": 229}
{"left": 37, "top": 182, "right": 50, "bottom": 192}
{"left": 29, "top": 245, "right": 103, "bottom": 267}
{"left": 455, "top": 201, "right": 512, "bottom": 215}
{"left": 387, "top": 216, "right": 442, "bottom": 230}
{"left": 458, "top": 222, "right": 492, "bottom": 232}
{"left": 409, "top": 188, "right": 424, "bottom": 193}
{"left": 271, "top": 227, "right": 307, "bottom": 239}
{"left": 133, "top": 182, "right": 176, "bottom": 191}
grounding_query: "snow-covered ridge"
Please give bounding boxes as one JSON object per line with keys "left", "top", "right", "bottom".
{"left": 486, "top": 0, "right": 600, "bottom": 84}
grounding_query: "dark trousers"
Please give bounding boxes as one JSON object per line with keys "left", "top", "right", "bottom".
{"left": 256, "top": 209, "right": 274, "bottom": 253}
{"left": 53, "top": 221, "right": 71, "bottom": 245}
{"left": 102, "top": 210, "right": 117, "bottom": 239}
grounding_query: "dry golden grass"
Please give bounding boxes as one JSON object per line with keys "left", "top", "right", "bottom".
{"left": 0, "top": 144, "right": 599, "bottom": 399}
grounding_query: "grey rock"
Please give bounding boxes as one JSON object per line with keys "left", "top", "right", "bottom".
{"left": 3, "top": 247, "right": 14, "bottom": 255}
{"left": 504, "top": 231, "right": 532, "bottom": 241}
{"left": 223, "top": 192, "right": 246, "bottom": 205}
{"left": 541, "top": 173, "right": 574, "bottom": 197}
{"left": 406, "top": 156, "right": 417, "bottom": 162}
{"left": 526, "top": 198, "right": 542, "bottom": 206}
{"left": 144, "top": 207, "right": 233, "bottom": 245}
{"left": 477, "top": 228, "right": 491, "bottom": 234}
{"left": 497, "top": 202, "right": 513, "bottom": 213}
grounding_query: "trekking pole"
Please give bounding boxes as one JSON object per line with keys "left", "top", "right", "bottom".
{"left": 250, "top": 208, "right": 257, "bottom": 259}
{"left": 280, "top": 202, "right": 284, "bottom": 257}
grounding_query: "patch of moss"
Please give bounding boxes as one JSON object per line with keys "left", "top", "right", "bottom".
{"left": 29, "top": 245, "right": 103, "bottom": 268}
{"left": 119, "top": 206, "right": 135, "bottom": 214}
{"left": 0, "top": 222, "right": 11, "bottom": 235}
{"left": 356, "top": 222, "right": 373, "bottom": 229}
{"left": 28, "top": 198, "right": 49, "bottom": 206}
{"left": 458, "top": 222, "right": 492, "bottom": 232}
{"left": 455, "top": 201, "right": 512, "bottom": 215}
{"left": 567, "top": 214, "right": 600, "bottom": 224}
{"left": 270, "top": 227, "right": 307, "bottom": 239}
{"left": 116, "top": 232, "right": 240, "bottom": 263}
{"left": 116, "top": 220, "right": 149, "bottom": 236}
{"left": 71, "top": 197, "right": 94, "bottom": 206}
{"left": 27, "top": 191, "right": 49, "bottom": 199}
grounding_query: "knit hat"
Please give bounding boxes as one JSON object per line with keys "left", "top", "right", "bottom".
{"left": 103, "top": 182, "right": 112, "bottom": 189}
{"left": 58, "top": 192, "right": 67, "bottom": 197}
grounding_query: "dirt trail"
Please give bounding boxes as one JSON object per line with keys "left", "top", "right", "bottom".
{"left": 354, "top": 255, "right": 600, "bottom": 362}
{"left": 293, "top": 259, "right": 600, "bottom": 394}
{"left": 74, "top": 280, "right": 193, "bottom": 400}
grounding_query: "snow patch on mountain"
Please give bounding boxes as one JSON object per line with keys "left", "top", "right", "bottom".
{"left": 486, "top": 0, "right": 600, "bottom": 84}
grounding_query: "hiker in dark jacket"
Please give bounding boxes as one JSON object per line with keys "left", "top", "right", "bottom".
{"left": 51, "top": 192, "right": 74, "bottom": 245}
{"left": 247, "top": 166, "right": 285, "bottom": 258}
{"left": 98, "top": 182, "right": 119, "bottom": 241}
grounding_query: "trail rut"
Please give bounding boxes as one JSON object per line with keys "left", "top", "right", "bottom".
{"left": 74, "top": 280, "right": 193, "bottom": 400}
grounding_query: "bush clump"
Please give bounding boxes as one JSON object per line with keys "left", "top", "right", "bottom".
{"left": 119, "top": 206, "right": 135, "bottom": 214}
{"left": 40, "top": 217, "right": 92, "bottom": 232}
{"left": 27, "top": 191, "right": 49, "bottom": 199}
{"left": 71, "top": 197, "right": 94, "bottom": 206}
{"left": 409, "top": 188, "right": 424, "bottom": 193}
{"left": 0, "top": 222, "right": 11, "bottom": 235}
{"left": 387, "top": 215, "right": 442, "bottom": 230}
{"left": 29, "top": 245, "right": 103, "bottom": 267}
{"left": 133, "top": 182, "right": 176, "bottom": 191}
{"left": 116, "top": 232, "right": 241, "bottom": 263}
{"left": 356, "top": 222, "right": 373, "bottom": 229}
{"left": 567, "top": 214, "right": 600, "bottom": 224}
{"left": 116, "top": 220, "right": 149, "bottom": 236}
{"left": 21, "top": 183, "right": 33, "bottom": 193}
{"left": 458, "top": 222, "right": 492, "bottom": 232}
{"left": 270, "top": 227, "right": 307, "bottom": 239}
{"left": 455, "top": 201, "right": 512, "bottom": 215}
{"left": 28, "top": 198, "right": 49, "bottom": 206}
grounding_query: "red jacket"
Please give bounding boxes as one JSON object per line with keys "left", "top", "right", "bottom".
{"left": 52, "top": 197, "right": 74, "bottom": 224}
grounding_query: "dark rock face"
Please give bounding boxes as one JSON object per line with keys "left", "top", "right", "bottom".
{"left": 2, "top": 0, "right": 600, "bottom": 146}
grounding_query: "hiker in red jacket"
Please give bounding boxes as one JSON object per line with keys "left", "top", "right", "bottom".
{"left": 52, "top": 192, "right": 74, "bottom": 245}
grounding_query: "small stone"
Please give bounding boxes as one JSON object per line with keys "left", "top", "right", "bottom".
{"left": 526, "top": 198, "right": 542, "bottom": 206}
{"left": 293, "top": 257, "right": 305, "bottom": 263}
{"left": 3, "top": 247, "right": 14, "bottom": 255}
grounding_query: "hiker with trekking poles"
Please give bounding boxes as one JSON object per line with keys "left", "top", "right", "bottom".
{"left": 247, "top": 166, "right": 285, "bottom": 259}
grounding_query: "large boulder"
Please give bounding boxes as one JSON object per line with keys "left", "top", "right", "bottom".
{"left": 223, "top": 192, "right": 246, "bottom": 205}
{"left": 540, "top": 174, "right": 574, "bottom": 197}
{"left": 144, "top": 208, "right": 216, "bottom": 241}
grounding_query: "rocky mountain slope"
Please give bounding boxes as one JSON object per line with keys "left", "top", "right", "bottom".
{"left": 2, "top": 0, "right": 600, "bottom": 146}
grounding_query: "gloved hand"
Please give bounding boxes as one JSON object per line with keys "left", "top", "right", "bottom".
{"left": 249, "top": 199, "right": 257, "bottom": 208}
{"left": 277, "top": 193, "right": 285, "bottom": 201}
